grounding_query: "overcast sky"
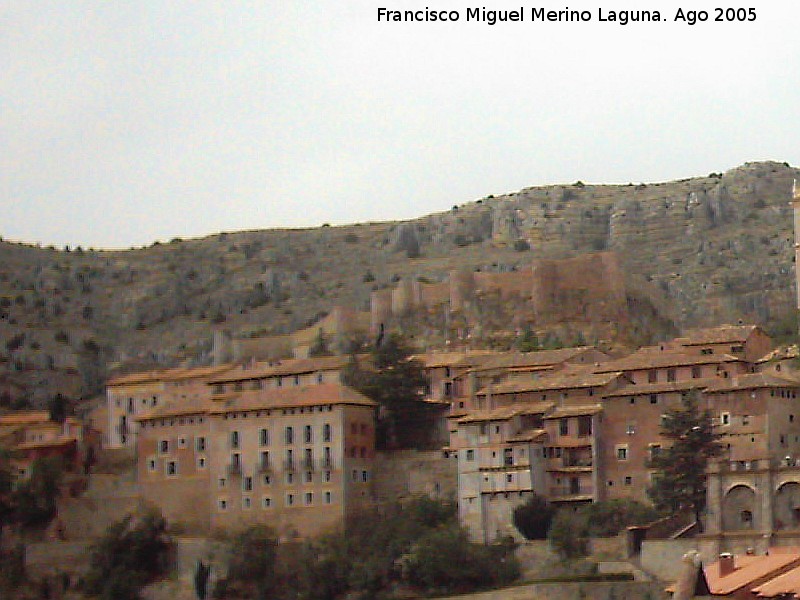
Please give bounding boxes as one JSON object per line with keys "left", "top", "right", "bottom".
{"left": 3, "top": 1, "right": 799, "bottom": 249}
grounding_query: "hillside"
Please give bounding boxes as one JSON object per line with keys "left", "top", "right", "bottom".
{"left": 1, "top": 160, "right": 797, "bottom": 406}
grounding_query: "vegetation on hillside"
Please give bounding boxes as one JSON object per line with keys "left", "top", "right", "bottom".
{"left": 215, "top": 496, "right": 519, "bottom": 599}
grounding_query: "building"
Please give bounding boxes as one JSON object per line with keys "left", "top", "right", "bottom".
{"left": 136, "top": 383, "right": 377, "bottom": 537}
{"left": 107, "top": 364, "right": 235, "bottom": 449}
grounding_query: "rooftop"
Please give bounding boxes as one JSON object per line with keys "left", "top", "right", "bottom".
{"left": 703, "top": 549, "right": 800, "bottom": 596}
{"left": 477, "top": 370, "right": 622, "bottom": 396}
{"left": 677, "top": 324, "right": 761, "bottom": 346}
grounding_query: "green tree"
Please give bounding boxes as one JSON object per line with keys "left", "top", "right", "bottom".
{"left": 647, "top": 391, "right": 723, "bottom": 530}
{"left": 513, "top": 493, "right": 554, "bottom": 539}
{"left": 548, "top": 509, "right": 589, "bottom": 559}
{"left": 223, "top": 525, "right": 278, "bottom": 600}
{"left": 342, "top": 334, "right": 434, "bottom": 449}
{"left": 14, "top": 456, "right": 63, "bottom": 527}
{"left": 84, "top": 511, "right": 172, "bottom": 600}
{"left": 308, "top": 328, "right": 332, "bottom": 357}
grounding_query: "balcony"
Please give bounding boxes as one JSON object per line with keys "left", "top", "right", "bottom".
{"left": 549, "top": 484, "right": 593, "bottom": 500}
{"left": 302, "top": 457, "right": 315, "bottom": 470}
{"left": 319, "top": 457, "right": 334, "bottom": 470}
{"left": 257, "top": 460, "right": 272, "bottom": 474}
{"left": 283, "top": 459, "right": 296, "bottom": 472}
{"left": 226, "top": 462, "right": 242, "bottom": 476}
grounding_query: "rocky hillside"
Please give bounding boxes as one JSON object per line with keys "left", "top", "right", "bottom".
{"left": 1, "top": 161, "right": 797, "bottom": 406}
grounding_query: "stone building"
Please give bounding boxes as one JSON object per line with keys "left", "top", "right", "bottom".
{"left": 106, "top": 364, "right": 235, "bottom": 449}
{"left": 136, "top": 382, "right": 377, "bottom": 537}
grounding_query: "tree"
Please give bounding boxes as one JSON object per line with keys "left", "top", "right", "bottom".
{"left": 548, "top": 509, "right": 589, "bottom": 559}
{"left": 513, "top": 493, "right": 554, "bottom": 539}
{"left": 223, "top": 525, "right": 278, "bottom": 599}
{"left": 84, "top": 511, "right": 172, "bottom": 600}
{"left": 308, "top": 328, "right": 332, "bottom": 357}
{"left": 647, "top": 391, "right": 723, "bottom": 530}
{"left": 342, "top": 334, "right": 434, "bottom": 449}
{"left": 14, "top": 456, "right": 63, "bottom": 527}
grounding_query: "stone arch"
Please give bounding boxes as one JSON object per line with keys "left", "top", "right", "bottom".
{"left": 774, "top": 482, "right": 800, "bottom": 530}
{"left": 722, "top": 484, "right": 759, "bottom": 531}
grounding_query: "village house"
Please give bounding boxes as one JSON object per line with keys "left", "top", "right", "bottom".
{"left": 0, "top": 411, "right": 87, "bottom": 480}
{"left": 136, "top": 382, "right": 377, "bottom": 537}
{"left": 107, "top": 364, "right": 235, "bottom": 449}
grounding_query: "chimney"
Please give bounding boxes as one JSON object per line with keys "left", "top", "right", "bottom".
{"left": 719, "top": 553, "right": 735, "bottom": 577}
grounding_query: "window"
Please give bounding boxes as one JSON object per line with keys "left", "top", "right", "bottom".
{"left": 352, "top": 470, "right": 358, "bottom": 482}
{"left": 731, "top": 345, "right": 745, "bottom": 354}
{"left": 626, "top": 423, "right": 636, "bottom": 435}
{"left": 260, "top": 428, "right": 269, "bottom": 446}
{"left": 178, "top": 436, "right": 188, "bottom": 449}
{"left": 218, "top": 499, "right": 227, "bottom": 511}
{"left": 262, "top": 497, "right": 272, "bottom": 509}
{"left": 578, "top": 416, "right": 592, "bottom": 436}
{"left": 252, "top": 380, "right": 263, "bottom": 390}
{"left": 286, "top": 472, "right": 294, "bottom": 484}
{"left": 691, "top": 366, "right": 701, "bottom": 379}
{"left": 466, "top": 449, "right": 475, "bottom": 461}
{"left": 286, "top": 448, "right": 294, "bottom": 469}
{"left": 294, "top": 375, "right": 300, "bottom": 386}
{"left": 741, "top": 510, "right": 753, "bottom": 526}
{"left": 650, "top": 394, "right": 658, "bottom": 405}
{"left": 559, "top": 419, "right": 568, "bottom": 436}
{"left": 701, "top": 348, "right": 714, "bottom": 355}
{"left": 242, "top": 496, "right": 251, "bottom": 509}
{"left": 742, "top": 415, "right": 750, "bottom": 426}
{"left": 317, "top": 372, "right": 323, "bottom": 383}
{"left": 243, "top": 477, "right": 253, "bottom": 492}
{"left": 721, "top": 412, "right": 730, "bottom": 426}
{"left": 197, "top": 457, "right": 206, "bottom": 469}
{"left": 506, "top": 474, "right": 513, "bottom": 483}
{"left": 148, "top": 458, "right": 157, "bottom": 472}
{"left": 324, "top": 491, "right": 332, "bottom": 504}
{"left": 649, "top": 444, "right": 662, "bottom": 460}
{"left": 616, "top": 445, "right": 628, "bottom": 461}
{"left": 285, "top": 426, "right": 294, "bottom": 444}
{"left": 305, "top": 471, "right": 312, "bottom": 483}
{"left": 196, "top": 437, "right": 206, "bottom": 452}
{"left": 286, "top": 494, "right": 294, "bottom": 506}
{"left": 304, "top": 492, "right": 313, "bottom": 506}
{"left": 667, "top": 368, "right": 676, "bottom": 382}
{"left": 218, "top": 478, "right": 226, "bottom": 488}
{"left": 323, "top": 423, "right": 332, "bottom": 442}
{"left": 648, "top": 370, "right": 657, "bottom": 383}
{"left": 624, "top": 476, "right": 632, "bottom": 485}
{"left": 324, "top": 471, "right": 331, "bottom": 483}
{"left": 361, "top": 470, "right": 369, "bottom": 482}
{"left": 262, "top": 474, "right": 271, "bottom": 485}
{"left": 230, "top": 431, "right": 240, "bottom": 449}
{"left": 304, "top": 425, "right": 312, "bottom": 444}
{"left": 166, "top": 461, "right": 177, "bottom": 476}
{"left": 495, "top": 425, "right": 501, "bottom": 434}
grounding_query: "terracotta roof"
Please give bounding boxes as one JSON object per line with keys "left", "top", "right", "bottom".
{"left": 752, "top": 563, "right": 800, "bottom": 597}
{"left": 757, "top": 345, "right": 799, "bottom": 364}
{"left": 136, "top": 395, "right": 213, "bottom": 421}
{"left": 703, "top": 549, "right": 800, "bottom": 596}
{"left": 14, "top": 437, "right": 77, "bottom": 451}
{"left": 456, "top": 402, "right": 554, "bottom": 424}
{"left": 470, "top": 347, "right": 597, "bottom": 373}
{"left": 412, "top": 351, "right": 497, "bottom": 369}
{"left": 507, "top": 429, "right": 547, "bottom": 443}
{"left": 0, "top": 411, "right": 51, "bottom": 426}
{"left": 678, "top": 324, "right": 760, "bottom": 346}
{"left": 477, "top": 371, "right": 621, "bottom": 396}
{"left": 108, "top": 364, "right": 236, "bottom": 386}
{"left": 207, "top": 355, "right": 352, "bottom": 384}
{"left": 208, "top": 383, "right": 376, "bottom": 414}
{"left": 543, "top": 404, "right": 603, "bottom": 419}
{"left": 604, "top": 378, "right": 719, "bottom": 398}
{"left": 593, "top": 347, "right": 744, "bottom": 373}
{"left": 703, "top": 373, "right": 800, "bottom": 393}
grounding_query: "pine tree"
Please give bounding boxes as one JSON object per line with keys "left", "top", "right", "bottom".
{"left": 342, "top": 333, "right": 433, "bottom": 449}
{"left": 647, "top": 391, "right": 723, "bottom": 531}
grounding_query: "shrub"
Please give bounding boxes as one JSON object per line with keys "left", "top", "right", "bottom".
{"left": 513, "top": 493, "right": 554, "bottom": 539}
{"left": 83, "top": 511, "right": 172, "bottom": 600}
{"left": 548, "top": 509, "right": 589, "bottom": 559}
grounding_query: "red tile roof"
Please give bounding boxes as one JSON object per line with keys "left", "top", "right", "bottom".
{"left": 703, "top": 549, "right": 800, "bottom": 596}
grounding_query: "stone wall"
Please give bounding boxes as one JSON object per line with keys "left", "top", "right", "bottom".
{"left": 640, "top": 539, "right": 700, "bottom": 583}
{"left": 372, "top": 449, "right": 457, "bottom": 502}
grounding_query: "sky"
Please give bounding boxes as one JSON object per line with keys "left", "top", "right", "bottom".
{"left": 3, "top": 1, "right": 800, "bottom": 249}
